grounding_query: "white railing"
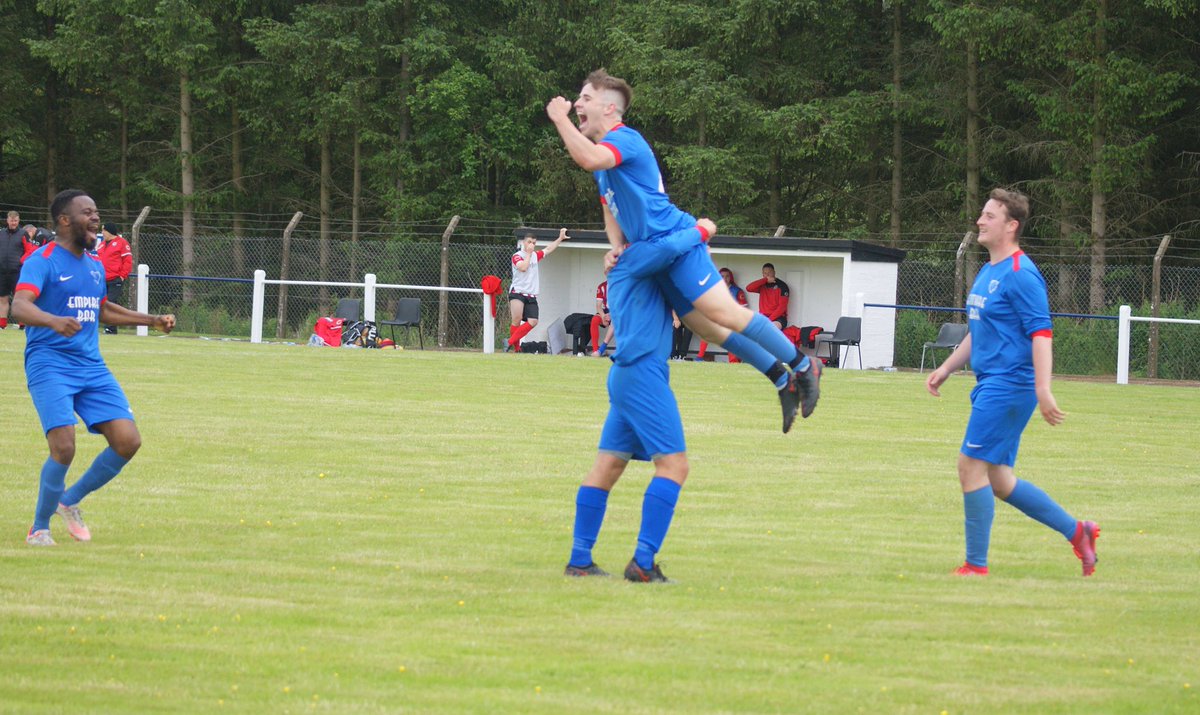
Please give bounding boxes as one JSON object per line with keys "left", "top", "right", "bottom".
{"left": 1116, "top": 304, "right": 1200, "bottom": 384}
{"left": 135, "top": 265, "right": 496, "bottom": 353}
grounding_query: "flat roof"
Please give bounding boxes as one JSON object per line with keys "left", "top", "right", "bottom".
{"left": 514, "top": 227, "right": 906, "bottom": 264}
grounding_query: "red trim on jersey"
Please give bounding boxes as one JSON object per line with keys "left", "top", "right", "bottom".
{"left": 39, "top": 243, "right": 57, "bottom": 258}
{"left": 535, "top": 250, "right": 545, "bottom": 261}
{"left": 15, "top": 282, "right": 40, "bottom": 298}
{"left": 600, "top": 142, "right": 622, "bottom": 165}
{"left": 1030, "top": 329, "right": 1053, "bottom": 339}
{"left": 696, "top": 224, "right": 711, "bottom": 242}
{"left": 512, "top": 253, "right": 523, "bottom": 266}
{"left": 1012, "top": 250, "right": 1025, "bottom": 271}
{"left": 599, "top": 195, "right": 607, "bottom": 205}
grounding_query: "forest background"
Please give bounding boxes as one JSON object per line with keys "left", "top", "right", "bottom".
{"left": 1, "top": 0, "right": 1199, "bottom": 314}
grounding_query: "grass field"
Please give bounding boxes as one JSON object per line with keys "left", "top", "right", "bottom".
{"left": 1, "top": 334, "right": 1197, "bottom": 714}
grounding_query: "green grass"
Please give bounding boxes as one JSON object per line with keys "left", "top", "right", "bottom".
{"left": 1, "top": 334, "right": 1197, "bottom": 714}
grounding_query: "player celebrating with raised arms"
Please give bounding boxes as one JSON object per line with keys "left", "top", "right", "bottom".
{"left": 12, "top": 189, "right": 176, "bottom": 546}
{"left": 926, "top": 188, "right": 1099, "bottom": 577}
{"left": 546, "top": 69, "right": 820, "bottom": 433}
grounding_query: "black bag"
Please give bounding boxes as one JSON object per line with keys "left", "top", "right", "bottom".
{"left": 520, "top": 340, "right": 549, "bottom": 354}
{"left": 563, "top": 312, "right": 595, "bottom": 353}
{"left": 341, "top": 320, "right": 379, "bottom": 348}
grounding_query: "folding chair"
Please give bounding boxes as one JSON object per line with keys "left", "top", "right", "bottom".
{"left": 817, "top": 316, "right": 862, "bottom": 369}
{"left": 380, "top": 298, "right": 423, "bottom": 349}
{"left": 334, "top": 298, "right": 361, "bottom": 322}
{"left": 920, "top": 322, "right": 968, "bottom": 373}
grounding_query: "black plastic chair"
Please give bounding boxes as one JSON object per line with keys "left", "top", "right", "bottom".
{"left": 334, "top": 298, "right": 361, "bottom": 322}
{"left": 818, "top": 316, "right": 862, "bottom": 369}
{"left": 380, "top": 298, "right": 423, "bottom": 349}
{"left": 920, "top": 322, "right": 968, "bottom": 372}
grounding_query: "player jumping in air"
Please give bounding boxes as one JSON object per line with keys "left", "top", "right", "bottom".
{"left": 12, "top": 189, "right": 176, "bottom": 546}
{"left": 546, "top": 69, "right": 820, "bottom": 434}
{"left": 926, "top": 188, "right": 1099, "bottom": 577}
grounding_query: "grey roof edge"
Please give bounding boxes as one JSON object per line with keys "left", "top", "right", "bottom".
{"left": 513, "top": 227, "right": 906, "bottom": 263}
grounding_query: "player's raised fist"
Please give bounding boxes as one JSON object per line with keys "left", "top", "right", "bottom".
{"left": 697, "top": 218, "right": 717, "bottom": 240}
{"left": 154, "top": 313, "right": 176, "bottom": 334}
{"left": 546, "top": 96, "right": 572, "bottom": 122}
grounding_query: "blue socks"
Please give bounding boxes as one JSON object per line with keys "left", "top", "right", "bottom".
{"left": 568, "top": 486, "right": 610, "bottom": 568}
{"left": 33, "top": 458, "right": 70, "bottom": 531}
{"left": 742, "top": 313, "right": 802, "bottom": 366}
{"left": 963, "top": 485, "right": 995, "bottom": 567}
{"left": 1003, "top": 479, "right": 1076, "bottom": 539}
{"left": 721, "top": 332, "right": 789, "bottom": 388}
{"left": 61, "top": 448, "right": 129, "bottom": 507}
{"left": 634, "top": 477, "right": 682, "bottom": 569}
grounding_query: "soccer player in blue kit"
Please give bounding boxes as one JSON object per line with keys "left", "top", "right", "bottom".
{"left": 12, "top": 190, "right": 176, "bottom": 546}
{"left": 548, "top": 69, "right": 819, "bottom": 582}
{"left": 926, "top": 188, "right": 1099, "bottom": 577}
{"left": 547, "top": 70, "right": 820, "bottom": 435}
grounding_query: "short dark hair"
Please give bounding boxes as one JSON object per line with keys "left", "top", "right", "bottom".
{"left": 762, "top": 262, "right": 775, "bottom": 270}
{"left": 50, "top": 189, "right": 88, "bottom": 226}
{"left": 586, "top": 69, "right": 632, "bottom": 115}
{"left": 988, "top": 187, "right": 1030, "bottom": 239}
{"left": 103, "top": 222, "right": 120, "bottom": 235}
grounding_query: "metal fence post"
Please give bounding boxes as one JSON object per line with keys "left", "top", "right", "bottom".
{"left": 276, "top": 212, "right": 303, "bottom": 339}
{"left": 136, "top": 264, "right": 149, "bottom": 337}
{"left": 251, "top": 269, "right": 266, "bottom": 344}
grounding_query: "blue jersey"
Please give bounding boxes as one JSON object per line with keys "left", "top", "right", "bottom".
{"left": 966, "top": 250, "right": 1052, "bottom": 386}
{"left": 17, "top": 243, "right": 108, "bottom": 374}
{"left": 594, "top": 125, "right": 697, "bottom": 244}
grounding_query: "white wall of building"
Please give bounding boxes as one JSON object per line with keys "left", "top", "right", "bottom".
{"left": 520, "top": 241, "right": 898, "bottom": 369}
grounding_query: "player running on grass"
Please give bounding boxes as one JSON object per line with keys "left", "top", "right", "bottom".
{"left": 546, "top": 69, "right": 820, "bottom": 434}
{"left": 12, "top": 189, "right": 176, "bottom": 546}
{"left": 925, "top": 188, "right": 1099, "bottom": 577}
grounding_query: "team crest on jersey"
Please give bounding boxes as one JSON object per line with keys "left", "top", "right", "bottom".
{"left": 988, "top": 279, "right": 999, "bottom": 294}
{"left": 91, "top": 269, "right": 103, "bottom": 286}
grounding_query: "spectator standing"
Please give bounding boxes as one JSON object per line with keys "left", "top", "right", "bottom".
{"left": 96, "top": 223, "right": 132, "bottom": 334}
{"left": 746, "top": 263, "right": 791, "bottom": 330}
{"left": 505, "top": 228, "right": 569, "bottom": 352}
{"left": 0, "top": 210, "right": 24, "bottom": 328}
{"left": 21, "top": 225, "right": 51, "bottom": 264}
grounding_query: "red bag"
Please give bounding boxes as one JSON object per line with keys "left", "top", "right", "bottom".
{"left": 314, "top": 317, "right": 345, "bottom": 347}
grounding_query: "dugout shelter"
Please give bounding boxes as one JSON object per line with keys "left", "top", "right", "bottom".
{"left": 512, "top": 228, "right": 906, "bottom": 368}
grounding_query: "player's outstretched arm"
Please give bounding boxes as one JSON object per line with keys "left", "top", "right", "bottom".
{"left": 99, "top": 301, "right": 176, "bottom": 333}
{"left": 925, "top": 334, "right": 972, "bottom": 397}
{"left": 11, "top": 290, "right": 81, "bottom": 337}
{"left": 542, "top": 228, "right": 570, "bottom": 257}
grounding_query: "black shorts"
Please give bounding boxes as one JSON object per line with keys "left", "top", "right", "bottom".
{"left": 0, "top": 268, "right": 18, "bottom": 298}
{"left": 509, "top": 292, "right": 539, "bottom": 321}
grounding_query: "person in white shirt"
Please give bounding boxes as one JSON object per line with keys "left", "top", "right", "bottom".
{"left": 505, "top": 228, "right": 568, "bottom": 352}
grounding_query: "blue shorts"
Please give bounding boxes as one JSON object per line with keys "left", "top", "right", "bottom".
{"left": 656, "top": 243, "right": 723, "bottom": 318}
{"left": 598, "top": 361, "right": 685, "bottom": 462}
{"left": 27, "top": 367, "right": 134, "bottom": 434}
{"left": 961, "top": 380, "right": 1037, "bottom": 467}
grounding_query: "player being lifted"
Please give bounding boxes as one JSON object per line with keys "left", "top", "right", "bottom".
{"left": 546, "top": 69, "right": 820, "bottom": 433}
{"left": 13, "top": 189, "right": 176, "bottom": 546}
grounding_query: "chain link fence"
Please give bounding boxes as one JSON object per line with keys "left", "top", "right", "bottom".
{"left": 117, "top": 211, "right": 1200, "bottom": 379}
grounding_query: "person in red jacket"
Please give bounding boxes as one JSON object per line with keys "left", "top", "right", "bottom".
{"left": 97, "top": 223, "right": 132, "bottom": 334}
{"left": 746, "top": 263, "right": 790, "bottom": 330}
